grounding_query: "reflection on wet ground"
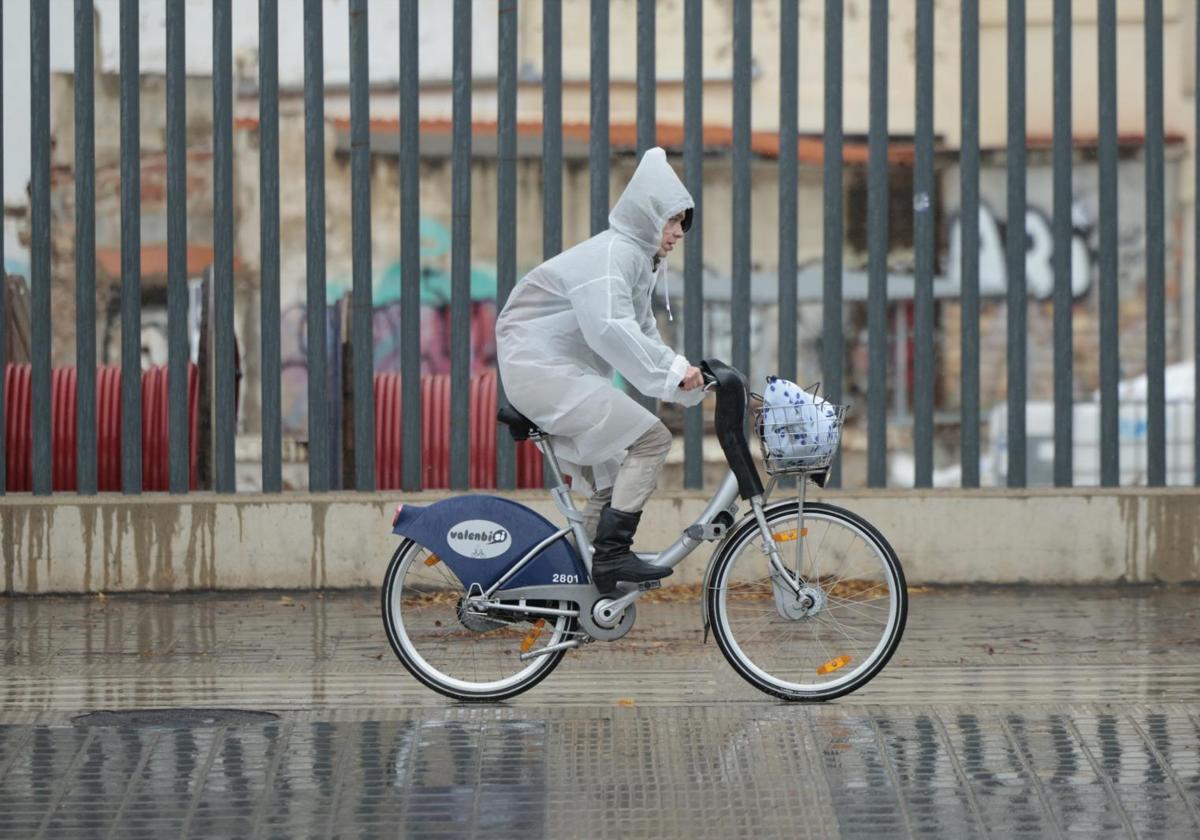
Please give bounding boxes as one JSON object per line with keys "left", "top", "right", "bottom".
{"left": 1, "top": 586, "right": 1199, "bottom": 838}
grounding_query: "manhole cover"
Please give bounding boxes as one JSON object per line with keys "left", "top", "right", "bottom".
{"left": 73, "top": 708, "right": 280, "bottom": 727}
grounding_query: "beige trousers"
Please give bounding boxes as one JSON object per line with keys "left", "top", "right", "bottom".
{"left": 580, "top": 421, "right": 673, "bottom": 539}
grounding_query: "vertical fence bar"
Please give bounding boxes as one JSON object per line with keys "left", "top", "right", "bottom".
{"left": 304, "top": 0, "right": 329, "bottom": 492}
{"left": 494, "top": 0, "right": 520, "bottom": 491}
{"left": 866, "top": 0, "right": 888, "bottom": 487}
{"left": 637, "top": 0, "right": 655, "bottom": 156}
{"left": 260, "top": 0, "right": 281, "bottom": 493}
{"left": 779, "top": 0, "right": 798, "bottom": 385}
{"left": 399, "top": 0, "right": 421, "bottom": 490}
{"left": 633, "top": 0, "right": 658, "bottom": 412}
{"left": 76, "top": 0, "right": 97, "bottom": 494}
{"left": 1097, "top": 0, "right": 1118, "bottom": 486}
{"left": 213, "top": 0, "right": 235, "bottom": 493}
{"left": 539, "top": 0, "right": 562, "bottom": 490}
{"left": 1144, "top": 0, "right": 1165, "bottom": 486}
{"left": 543, "top": 0, "right": 562, "bottom": 261}
{"left": 822, "top": 0, "right": 843, "bottom": 487}
{"left": 0, "top": 0, "right": 6, "bottom": 494}
{"left": 349, "top": 0, "right": 374, "bottom": 491}
{"left": 590, "top": 0, "right": 609, "bottom": 235}
{"left": 732, "top": 0, "right": 751, "bottom": 378}
{"left": 1006, "top": 0, "right": 1027, "bottom": 487}
{"left": 1196, "top": 0, "right": 1200, "bottom": 486}
{"left": 120, "top": 0, "right": 142, "bottom": 493}
{"left": 450, "top": 0, "right": 471, "bottom": 490}
{"left": 166, "top": 0, "right": 187, "bottom": 493}
{"left": 683, "top": 0, "right": 704, "bottom": 489}
{"left": 960, "top": 0, "right": 980, "bottom": 488}
{"left": 31, "top": 0, "right": 52, "bottom": 496}
{"left": 1052, "top": 0, "right": 1073, "bottom": 487}
{"left": 913, "top": 0, "right": 934, "bottom": 488}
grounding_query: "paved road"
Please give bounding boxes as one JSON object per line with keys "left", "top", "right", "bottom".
{"left": 1, "top": 586, "right": 1199, "bottom": 838}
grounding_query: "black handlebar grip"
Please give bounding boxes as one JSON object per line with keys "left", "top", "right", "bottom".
{"left": 700, "top": 358, "right": 765, "bottom": 501}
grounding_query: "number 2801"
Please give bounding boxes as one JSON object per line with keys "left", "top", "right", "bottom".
{"left": 551, "top": 573, "right": 580, "bottom": 584}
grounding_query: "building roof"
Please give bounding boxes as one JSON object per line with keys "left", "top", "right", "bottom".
{"left": 95, "top": 244, "right": 242, "bottom": 280}
{"left": 321, "top": 118, "right": 921, "bottom": 164}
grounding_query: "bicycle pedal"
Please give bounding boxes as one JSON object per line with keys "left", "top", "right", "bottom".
{"left": 638, "top": 580, "right": 662, "bottom": 592}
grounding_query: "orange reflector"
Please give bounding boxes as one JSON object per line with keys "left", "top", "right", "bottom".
{"left": 521, "top": 619, "right": 547, "bottom": 653}
{"left": 817, "top": 655, "right": 852, "bottom": 676}
{"left": 423, "top": 554, "right": 441, "bottom": 567}
{"left": 773, "top": 528, "right": 808, "bottom": 542}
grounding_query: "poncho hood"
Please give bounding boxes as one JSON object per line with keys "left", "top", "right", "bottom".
{"left": 608, "top": 147, "right": 694, "bottom": 256}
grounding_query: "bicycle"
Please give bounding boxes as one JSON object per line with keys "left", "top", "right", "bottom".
{"left": 381, "top": 359, "right": 907, "bottom": 702}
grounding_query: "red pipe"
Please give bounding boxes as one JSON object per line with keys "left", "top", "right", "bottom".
{"left": 53, "top": 367, "right": 77, "bottom": 491}
{"left": 3, "top": 362, "right": 200, "bottom": 493}
{"left": 371, "top": 369, "right": 545, "bottom": 491}
{"left": 5, "top": 364, "right": 30, "bottom": 491}
{"left": 97, "top": 366, "right": 121, "bottom": 491}
{"left": 4, "top": 362, "right": 544, "bottom": 494}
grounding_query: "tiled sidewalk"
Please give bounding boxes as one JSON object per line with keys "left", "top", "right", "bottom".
{"left": 1, "top": 587, "right": 1198, "bottom": 838}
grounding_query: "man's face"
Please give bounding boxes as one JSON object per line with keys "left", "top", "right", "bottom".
{"left": 657, "top": 212, "right": 686, "bottom": 258}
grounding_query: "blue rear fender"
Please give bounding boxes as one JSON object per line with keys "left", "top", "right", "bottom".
{"left": 390, "top": 495, "right": 588, "bottom": 590}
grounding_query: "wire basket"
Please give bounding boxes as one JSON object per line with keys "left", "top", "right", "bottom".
{"left": 752, "top": 396, "right": 848, "bottom": 476}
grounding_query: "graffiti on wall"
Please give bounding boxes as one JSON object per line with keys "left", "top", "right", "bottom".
{"left": 102, "top": 280, "right": 206, "bottom": 369}
{"left": 945, "top": 200, "right": 1095, "bottom": 299}
{"left": 279, "top": 219, "right": 500, "bottom": 435}
{"left": 278, "top": 295, "right": 498, "bottom": 435}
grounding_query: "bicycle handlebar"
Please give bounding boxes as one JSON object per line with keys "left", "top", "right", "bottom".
{"left": 696, "top": 359, "right": 765, "bottom": 501}
{"left": 677, "top": 361, "right": 722, "bottom": 392}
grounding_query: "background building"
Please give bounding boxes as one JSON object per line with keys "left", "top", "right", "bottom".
{"left": 3, "top": 0, "right": 1196, "bottom": 487}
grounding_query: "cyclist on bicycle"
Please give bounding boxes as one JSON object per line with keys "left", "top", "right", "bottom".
{"left": 496, "top": 147, "right": 707, "bottom": 594}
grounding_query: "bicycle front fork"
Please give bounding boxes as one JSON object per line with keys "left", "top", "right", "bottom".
{"left": 749, "top": 481, "right": 809, "bottom": 610}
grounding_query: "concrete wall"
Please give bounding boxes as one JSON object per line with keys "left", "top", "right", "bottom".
{"left": 3, "top": 489, "right": 1198, "bottom": 594}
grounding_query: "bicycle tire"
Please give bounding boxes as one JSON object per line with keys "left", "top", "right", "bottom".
{"left": 706, "top": 501, "right": 907, "bottom": 702}
{"left": 381, "top": 539, "right": 572, "bottom": 702}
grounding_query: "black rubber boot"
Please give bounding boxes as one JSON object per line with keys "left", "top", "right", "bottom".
{"left": 590, "top": 504, "right": 673, "bottom": 595}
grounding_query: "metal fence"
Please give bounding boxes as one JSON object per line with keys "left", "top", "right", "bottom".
{"left": 1, "top": 0, "right": 1198, "bottom": 495}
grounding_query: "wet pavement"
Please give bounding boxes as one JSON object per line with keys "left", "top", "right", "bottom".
{"left": 1, "top": 586, "right": 1199, "bottom": 838}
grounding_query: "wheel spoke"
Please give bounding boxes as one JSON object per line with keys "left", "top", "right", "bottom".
{"left": 821, "top": 597, "right": 890, "bottom": 624}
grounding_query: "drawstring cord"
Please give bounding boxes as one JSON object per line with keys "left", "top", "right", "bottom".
{"left": 654, "top": 258, "right": 674, "bottom": 321}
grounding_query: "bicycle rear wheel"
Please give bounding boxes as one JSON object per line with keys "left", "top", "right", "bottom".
{"left": 707, "top": 501, "right": 906, "bottom": 701}
{"left": 382, "top": 539, "right": 574, "bottom": 701}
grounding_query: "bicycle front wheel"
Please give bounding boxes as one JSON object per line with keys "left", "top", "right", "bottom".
{"left": 382, "top": 539, "right": 574, "bottom": 701}
{"left": 707, "top": 501, "right": 906, "bottom": 701}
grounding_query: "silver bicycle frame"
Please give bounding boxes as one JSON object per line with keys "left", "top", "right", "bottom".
{"left": 536, "top": 433, "right": 743, "bottom": 572}
{"left": 480, "top": 433, "right": 738, "bottom": 599}
{"left": 481, "top": 430, "right": 803, "bottom": 611}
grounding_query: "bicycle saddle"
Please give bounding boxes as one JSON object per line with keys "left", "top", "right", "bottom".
{"left": 496, "top": 405, "right": 542, "bottom": 441}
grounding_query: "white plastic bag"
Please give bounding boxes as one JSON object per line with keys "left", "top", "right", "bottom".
{"left": 760, "top": 376, "right": 840, "bottom": 464}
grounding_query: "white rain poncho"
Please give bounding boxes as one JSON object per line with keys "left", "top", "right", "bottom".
{"left": 496, "top": 147, "right": 704, "bottom": 492}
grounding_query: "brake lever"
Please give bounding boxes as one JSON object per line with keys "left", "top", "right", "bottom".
{"left": 698, "top": 360, "right": 720, "bottom": 391}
